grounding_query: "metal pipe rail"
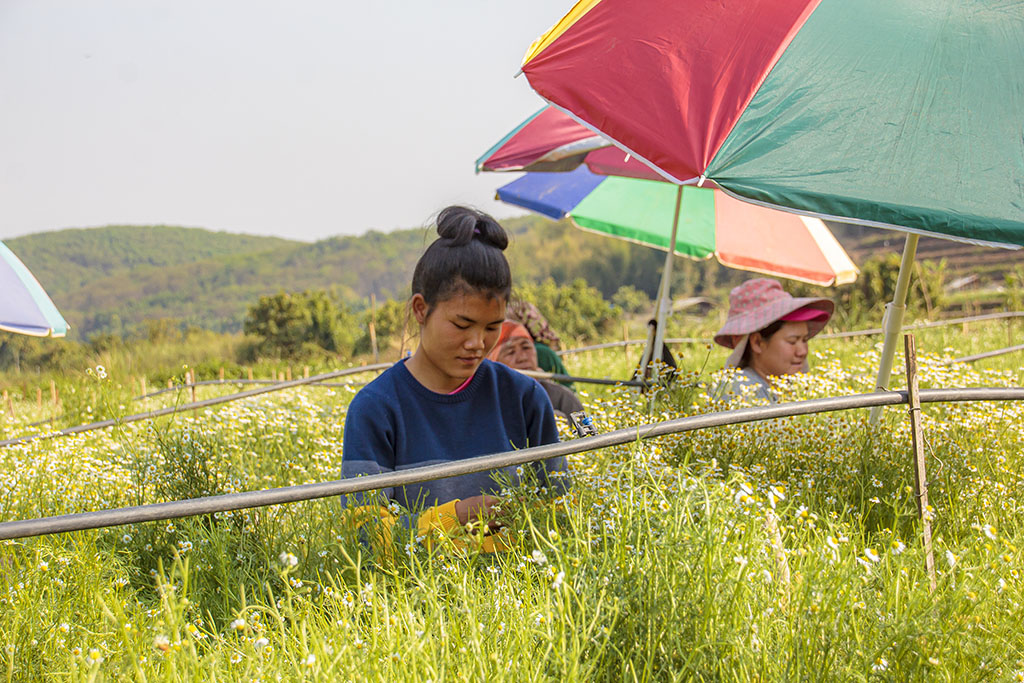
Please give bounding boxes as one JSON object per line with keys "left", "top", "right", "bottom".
{"left": 1, "top": 386, "right": 1021, "bottom": 541}
{"left": 0, "top": 364, "right": 393, "bottom": 449}
{"left": 556, "top": 311, "right": 1024, "bottom": 355}
{"left": 946, "top": 344, "right": 1024, "bottom": 365}
{"left": 820, "top": 310, "right": 1024, "bottom": 341}
{"left": 133, "top": 370, "right": 645, "bottom": 401}
{"left": 3, "top": 367, "right": 644, "bottom": 449}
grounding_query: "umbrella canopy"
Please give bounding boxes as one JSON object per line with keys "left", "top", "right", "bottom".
{"left": 0, "top": 241, "right": 68, "bottom": 337}
{"left": 477, "top": 106, "right": 660, "bottom": 181}
{"left": 520, "top": 0, "right": 1024, "bottom": 248}
{"left": 497, "top": 166, "right": 858, "bottom": 287}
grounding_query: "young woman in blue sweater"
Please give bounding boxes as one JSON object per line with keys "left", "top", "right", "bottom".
{"left": 341, "top": 206, "right": 568, "bottom": 551}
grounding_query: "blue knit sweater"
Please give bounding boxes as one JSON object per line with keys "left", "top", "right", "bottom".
{"left": 341, "top": 359, "right": 566, "bottom": 512}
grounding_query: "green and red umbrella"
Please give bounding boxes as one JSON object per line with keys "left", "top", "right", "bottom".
{"left": 520, "top": 0, "right": 1024, "bottom": 248}
{"left": 520, "top": 0, "right": 1024, "bottom": 414}
{"left": 478, "top": 106, "right": 858, "bottom": 286}
{"left": 478, "top": 105, "right": 858, "bottom": 367}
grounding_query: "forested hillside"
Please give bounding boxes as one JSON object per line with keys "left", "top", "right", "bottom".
{"left": 8, "top": 217, "right": 702, "bottom": 338}
{"left": 9, "top": 217, "right": 1013, "bottom": 340}
{"left": 7, "top": 226, "right": 297, "bottom": 294}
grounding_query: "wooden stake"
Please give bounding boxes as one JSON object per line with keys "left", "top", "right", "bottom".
{"left": 247, "top": 367, "right": 254, "bottom": 381}
{"left": 905, "top": 334, "right": 937, "bottom": 593}
{"left": 167, "top": 378, "right": 174, "bottom": 389}
{"left": 3, "top": 391, "right": 12, "bottom": 416}
{"left": 278, "top": 371, "right": 285, "bottom": 382}
{"left": 50, "top": 380, "right": 57, "bottom": 406}
{"left": 286, "top": 366, "right": 292, "bottom": 382}
{"left": 622, "top": 322, "right": 630, "bottom": 357}
{"left": 303, "top": 366, "right": 310, "bottom": 379}
{"left": 190, "top": 369, "right": 197, "bottom": 403}
{"left": 369, "top": 293, "right": 379, "bottom": 364}
{"left": 218, "top": 367, "right": 225, "bottom": 381}
{"left": 140, "top": 376, "right": 147, "bottom": 396}
{"left": 36, "top": 387, "right": 42, "bottom": 409}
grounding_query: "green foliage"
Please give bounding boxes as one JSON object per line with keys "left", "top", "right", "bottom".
{"left": 0, "top": 333, "right": 85, "bottom": 374}
{"left": 611, "top": 284, "right": 652, "bottom": 314}
{"left": 789, "top": 253, "right": 947, "bottom": 328}
{"left": 354, "top": 298, "right": 409, "bottom": 355}
{"left": 516, "top": 278, "right": 621, "bottom": 344}
{"left": 242, "top": 290, "right": 357, "bottom": 360}
{"left": 1004, "top": 265, "right": 1024, "bottom": 311}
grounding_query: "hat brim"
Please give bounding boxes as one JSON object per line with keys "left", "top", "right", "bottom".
{"left": 714, "top": 298, "right": 834, "bottom": 348}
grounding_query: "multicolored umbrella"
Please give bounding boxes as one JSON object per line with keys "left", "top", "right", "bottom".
{"left": 520, "top": 0, "right": 1024, "bottom": 248}
{"left": 479, "top": 104, "right": 857, "bottom": 366}
{"left": 519, "top": 0, "right": 1024, "bottom": 415}
{"left": 496, "top": 166, "right": 858, "bottom": 287}
{"left": 0, "top": 241, "right": 68, "bottom": 337}
{"left": 477, "top": 106, "right": 655, "bottom": 180}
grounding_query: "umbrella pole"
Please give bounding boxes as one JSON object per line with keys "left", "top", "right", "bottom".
{"left": 650, "top": 185, "right": 684, "bottom": 376}
{"left": 868, "top": 233, "right": 920, "bottom": 425}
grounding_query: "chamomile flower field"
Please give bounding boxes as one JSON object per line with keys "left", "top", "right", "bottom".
{"left": 1, "top": 322, "right": 1023, "bottom": 681}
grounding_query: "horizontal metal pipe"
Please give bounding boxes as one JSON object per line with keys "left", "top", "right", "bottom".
{"left": 134, "top": 370, "right": 645, "bottom": 401}
{"left": 0, "top": 364, "right": 393, "bottom": 449}
{"left": 946, "top": 344, "right": 1024, "bottom": 365}
{"left": 4, "top": 366, "right": 642, "bottom": 449}
{"left": 2, "top": 387, "right": 1021, "bottom": 541}
{"left": 520, "top": 369, "right": 646, "bottom": 388}
{"left": 557, "top": 311, "right": 1024, "bottom": 353}
{"left": 557, "top": 338, "right": 710, "bottom": 355}
{"left": 134, "top": 377, "right": 377, "bottom": 401}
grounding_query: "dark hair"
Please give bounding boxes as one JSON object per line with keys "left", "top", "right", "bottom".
{"left": 411, "top": 206, "right": 512, "bottom": 310}
{"left": 739, "top": 319, "right": 786, "bottom": 368}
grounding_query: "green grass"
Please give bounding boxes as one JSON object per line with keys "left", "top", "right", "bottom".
{"left": 1, "top": 320, "right": 1023, "bottom": 680}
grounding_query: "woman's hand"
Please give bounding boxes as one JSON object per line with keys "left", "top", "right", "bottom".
{"left": 455, "top": 495, "right": 503, "bottom": 529}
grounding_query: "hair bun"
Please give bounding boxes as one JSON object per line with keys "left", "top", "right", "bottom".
{"left": 436, "top": 206, "right": 509, "bottom": 251}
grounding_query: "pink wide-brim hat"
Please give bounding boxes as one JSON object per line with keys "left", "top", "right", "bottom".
{"left": 714, "top": 278, "right": 834, "bottom": 349}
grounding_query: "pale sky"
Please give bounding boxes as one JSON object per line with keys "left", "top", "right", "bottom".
{"left": 0, "top": 1, "right": 575, "bottom": 241}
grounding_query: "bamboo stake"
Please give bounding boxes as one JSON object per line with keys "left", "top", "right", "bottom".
{"left": 905, "top": 334, "right": 937, "bottom": 593}
{"left": 369, "top": 293, "right": 379, "bottom": 364}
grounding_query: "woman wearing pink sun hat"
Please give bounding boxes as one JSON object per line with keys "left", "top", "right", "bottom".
{"left": 711, "top": 278, "right": 834, "bottom": 403}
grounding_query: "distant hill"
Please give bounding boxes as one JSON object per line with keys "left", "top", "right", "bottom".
{"left": 7, "top": 225, "right": 299, "bottom": 294}
{"left": 6, "top": 217, "right": 672, "bottom": 338}
{"left": 8, "top": 219, "right": 1016, "bottom": 340}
